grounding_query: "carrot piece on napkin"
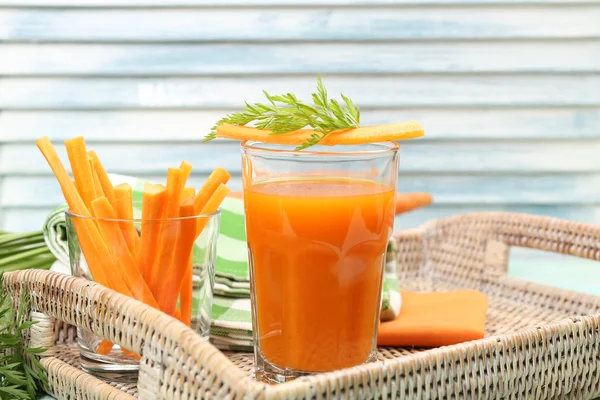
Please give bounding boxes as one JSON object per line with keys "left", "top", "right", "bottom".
{"left": 89, "top": 150, "right": 116, "bottom": 206}
{"left": 64, "top": 137, "right": 97, "bottom": 212}
{"left": 91, "top": 196, "right": 159, "bottom": 308}
{"left": 377, "top": 290, "right": 488, "bottom": 348}
{"left": 114, "top": 183, "right": 140, "bottom": 257}
{"left": 138, "top": 183, "right": 168, "bottom": 282}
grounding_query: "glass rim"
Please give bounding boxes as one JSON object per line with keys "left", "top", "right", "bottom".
{"left": 65, "top": 208, "right": 220, "bottom": 223}
{"left": 241, "top": 140, "right": 400, "bottom": 156}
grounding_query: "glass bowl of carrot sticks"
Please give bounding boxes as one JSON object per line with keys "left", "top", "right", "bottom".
{"left": 36, "top": 136, "right": 230, "bottom": 381}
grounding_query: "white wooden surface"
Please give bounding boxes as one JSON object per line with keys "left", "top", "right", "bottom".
{"left": 1, "top": 0, "right": 600, "bottom": 294}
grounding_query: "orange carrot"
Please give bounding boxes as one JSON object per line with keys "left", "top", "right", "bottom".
{"left": 395, "top": 192, "right": 433, "bottom": 215}
{"left": 180, "top": 256, "right": 193, "bottom": 326}
{"left": 193, "top": 168, "right": 231, "bottom": 215}
{"left": 149, "top": 168, "right": 183, "bottom": 294}
{"left": 196, "top": 183, "right": 230, "bottom": 237}
{"left": 96, "top": 340, "right": 114, "bottom": 355}
{"left": 91, "top": 196, "right": 159, "bottom": 309}
{"left": 36, "top": 138, "right": 111, "bottom": 288}
{"left": 90, "top": 158, "right": 105, "bottom": 199}
{"left": 216, "top": 121, "right": 424, "bottom": 146}
{"left": 158, "top": 199, "right": 199, "bottom": 316}
{"left": 176, "top": 184, "right": 230, "bottom": 319}
{"left": 182, "top": 187, "right": 195, "bottom": 201}
{"left": 180, "top": 160, "right": 193, "bottom": 184}
{"left": 113, "top": 183, "right": 140, "bottom": 257}
{"left": 89, "top": 150, "right": 116, "bottom": 206}
{"left": 64, "top": 137, "right": 97, "bottom": 211}
{"left": 138, "top": 183, "right": 168, "bottom": 282}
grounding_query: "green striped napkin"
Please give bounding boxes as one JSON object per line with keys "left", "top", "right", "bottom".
{"left": 43, "top": 173, "right": 401, "bottom": 352}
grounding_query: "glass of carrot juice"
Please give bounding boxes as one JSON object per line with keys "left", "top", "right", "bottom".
{"left": 242, "top": 141, "right": 399, "bottom": 382}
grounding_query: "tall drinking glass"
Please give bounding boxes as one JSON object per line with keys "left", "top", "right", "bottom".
{"left": 242, "top": 141, "right": 399, "bottom": 383}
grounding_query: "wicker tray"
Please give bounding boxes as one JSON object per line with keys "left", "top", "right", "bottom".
{"left": 5, "top": 212, "right": 600, "bottom": 399}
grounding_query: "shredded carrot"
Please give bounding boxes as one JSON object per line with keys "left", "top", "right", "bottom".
{"left": 91, "top": 196, "right": 159, "bottom": 309}
{"left": 138, "top": 183, "right": 168, "bottom": 283}
{"left": 113, "top": 183, "right": 140, "bottom": 256}
{"left": 89, "top": 150, "right": 116, "bottom": 206}
{"left": 395, "top": 192, "right": 433, "bottom": 215}
{"left": 64, "top": 137, "right": 97, "bottom": 212}
{"left": 216, "top": 121, "right": 424, "bottom": 145}
{"left": 149, "top": 168, "right": 183, "bottom": 294}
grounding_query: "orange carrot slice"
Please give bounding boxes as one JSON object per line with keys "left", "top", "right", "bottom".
{"left": 215, "top": 121, "right": 424, "bottom": 146}
{"left": 91, "top": 196, "right": 159, "bottom": 309}
{"left": 395, "top": 192, "right": 433, "bottom": 215}
{"left": 138, "top": 183, "right": 168, "bottom": 283}
{"left": 149, "top": 168, "right": 183, "bottom": 294}
{"left": 89, "top": 150, "right": 116, "bottom": 206}
{"left": 193, "top": 168, "right": 231, "bottom": 216}
{"left": 114, "top": 183, "right": 140, "bottom": 256}
{"left": 64, "top": 137, "right": 97, "bottom": 211}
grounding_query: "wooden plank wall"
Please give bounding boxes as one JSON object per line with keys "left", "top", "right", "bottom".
{"left": 1, "top": 0, "right": 599, "bottom": 234}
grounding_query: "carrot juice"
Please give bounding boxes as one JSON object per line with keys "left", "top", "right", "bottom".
{"left": 245, "top": 178, "right": 395, "bottom": 372}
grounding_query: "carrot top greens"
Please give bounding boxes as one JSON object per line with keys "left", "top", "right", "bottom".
{"left": 204, "top": 76, "right": 361, "bottom": 150}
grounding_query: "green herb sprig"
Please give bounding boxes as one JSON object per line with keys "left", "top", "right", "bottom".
{"left": 0, "top": 274, "right": 48, "bottom": 400}
{"left": 204, "top": 76, "right": 361, "bottom": 150}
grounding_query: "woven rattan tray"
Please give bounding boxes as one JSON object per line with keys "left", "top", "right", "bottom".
{"left": 5, "top": 212, "right": 600, "bottom": 399}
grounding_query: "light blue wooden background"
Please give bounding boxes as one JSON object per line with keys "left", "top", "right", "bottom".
{"left": 1, "top": 0, "right": 600, "bottom": 292}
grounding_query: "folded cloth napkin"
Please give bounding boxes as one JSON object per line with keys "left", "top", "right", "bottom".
{"left": 377, "top": 290, "right": 488, "bottom": 347}
{"left": 43, "top": 173, "right": 402, "bottom": 352}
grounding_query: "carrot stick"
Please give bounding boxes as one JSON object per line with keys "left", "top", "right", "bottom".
{"left": 149, "top": 168, "right": 183, "bottom": 294}
{"left": 89, "top": 150, "right": 116, "bottom": 206}
{"left": 158, "top": 199, "right": 199, "bottom": 316}
{"left": 114, "top": 183, "right": 140, "bottom": 257}
{"left": 91, "top": 196, "right": 159, "bottom": 309}
{"left": 138, "top": 183, "right": 168, "bottom": 283}
{"left": 64, "top": 137, "right": 96, "bottom": 212}
{"left": 180, "top": 256, "right": 193, "bottom": 326}
{"left": 182, "top": 187, "right": 195, "bottom": 201}
{"left": 193, "top": 168, "right": 231, "bottom": 215}
{"left": 196, "top": 183, "right": 230, "bottom": 237}
{"left": 180, "top": 160, "right": 193, "bottom": 184}
{"left": 395, "top": 192, "right": 433, "bottom": 215}
{"left": 90, "top": 158, "right": 105, "bottom": 199}
{"left": 175, "top": 184, "right": 230, "bottom": 319}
